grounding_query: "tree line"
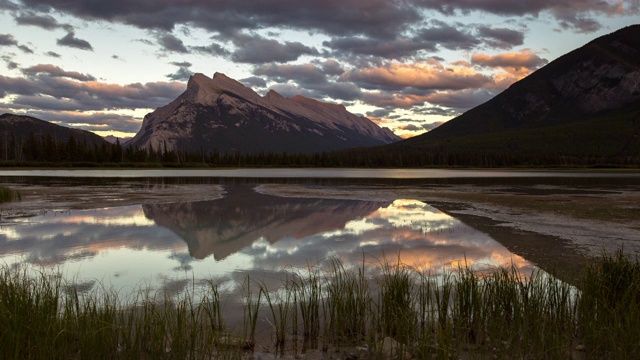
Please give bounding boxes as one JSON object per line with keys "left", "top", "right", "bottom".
{"left": 0, "top": 132, "right": 638, "bottom": 168}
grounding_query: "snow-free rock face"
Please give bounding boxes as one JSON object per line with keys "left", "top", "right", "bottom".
{"left": 401, "top": 25, "right": 640, "bottom": 144}
{"left": 127, "top": 73, "right": 400, "bottom": 153}
{"left": 0, "top": 113, "right": 108, "bottom": 147}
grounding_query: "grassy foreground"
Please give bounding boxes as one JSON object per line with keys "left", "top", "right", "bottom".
{"left": 1, "top": 252, "right": 639, "bottom": 359}
{"left": 0, "top": 185, "right": 20, "bottom": 203}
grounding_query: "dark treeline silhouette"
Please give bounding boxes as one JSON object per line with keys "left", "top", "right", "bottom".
{"left": 0, "top": 132, "right": 638, "bottom": 168}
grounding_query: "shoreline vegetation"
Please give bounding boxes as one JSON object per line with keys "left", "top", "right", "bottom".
{"left": 1, "top": 160, "right": 639, "bottom": 170}
{"left": 2, "top": 252, "right": 639, "bottom": 359}
{"left": 0, "top": 185, "right": 20, "bottom": 203}
{"left": 0, "top": 134, "right": 638, "bottom": 168}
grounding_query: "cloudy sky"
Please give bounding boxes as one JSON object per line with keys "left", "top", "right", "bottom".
{"left": 0, "top": 0, "right": 638, "bottom": 139}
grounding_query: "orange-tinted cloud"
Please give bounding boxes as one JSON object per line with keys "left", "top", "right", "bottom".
{"left": 471, "top": 50, "right": 548, "bottom": 71}
{"left": 344, "top": 61, "right": 493, "bottom": 91}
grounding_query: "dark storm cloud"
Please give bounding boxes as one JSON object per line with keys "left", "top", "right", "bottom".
{"left": 476, "top": 26, "right": 525, "bottom": 49}
{"left": 360, "top": 91, "right": 416, "bottom": 109}
{"left": 240, "top": 76, "right": 266, "bottom": 88}
{"left": 19, "top": 0, "right": 419, "bottom": 40}
{"left": 399, "top": 124, "right": 421, "bottom": 131}
{"left": 425, "top": 88, "right": 496, "bottom": 110}
{"left": 15, "top": 12, "right": 71, "bottom": 31}
{"left": 23, "top": 64, "right": 97, "bottom": 81}
{"left": 166, "top": 61, "right": 192, "bottom": 81}
{"left": 414, "top": 106, "right": 459, "bottom": 117}
{"left": 415, "top": 0, "right": 623, "bottom": 17}
{"left": 157, "top": 33, "right": 188, "bottom": 53}
{"left": 1, "top": 56, "right": 18, "bottom": 70}
{"left": 416, "top": 21, "right": 480, "bottom": 50}
{"left": 267, "top": 83, "right": 306, "bottom": 98}
{"left": 11, "top": 94, "right": 102, "bottom": 111}
{"left": 318, "top": 59, "right": 344, "bottom": 76}
{"left": 0, "top": 71, "right": 184, "bottom": 111}
{"left": 254, "top": 63, "right": 328, "bottom": 85}
{"left": 229, "top": 33, "right": 318, "bottom": 64}
{"left": 366, "top": 108, "right": 393, "bottom": 118}
{"left": 0, "top": 33, "right": 18, "bottom": 46}
{"left": 319, "top": 81, "right": 363, "bottom": 101}
{"left": 324, "top": 36, "right": 434, "bottom": 59}
{"left": 17, "top": 44, "right": 33, "bottom": 53}
{"left": 325, "top": 22, "right": 526, "bottom": 62}
{"left": 0, "top": 75, "right": 35, "bottom": 98}
{"left": 325, "top": 23, "right": 524, "bottom": 60}
{"left": 415, "top": 0, "right": 634, "bottom": 33}
{"left": 152, "top": 31, "right": 228, "bottom": 56}
{"left": 135, "top": 38, "right": 154, "bottom": 46}
{"left": 170, "top": 61, "right": 191, "bottom": 68}
{"left": 0, "top": 0, "right": 19, "bottom": 10}
{"left": 3, "top": 0, "right": 636, "bottom": 123}
{"left": 57, "top": 31, "right": 93, "bottom": 51}
{"left": 34, "top": 111, "right": 142, "bottom": 133}
{"left": 423, "top": 121, "right": 445, "bottom": 130}
{"left": 10, "top": 0, "right": 635, "bottom": 62}
{"left": 558, "top": 16, "right": 602, "bottom": 33}
{"left": 268, "top": 80, "right": 362, "bottom": 102}
{"left": 190, "top": 42, "right": 228, "bottom": 56}
{"left": 254, "top": 62, "right": 362, "bottom": 100}
{"left": 1, "top": 54, "right": 18, "bottom": 69}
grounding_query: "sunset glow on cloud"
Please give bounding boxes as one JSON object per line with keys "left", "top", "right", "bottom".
{"left": 0, "top": 0, "right": 638, "bottom": 138}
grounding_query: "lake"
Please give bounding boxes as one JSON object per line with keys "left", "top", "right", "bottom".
{"left": 1, "top": 168, "right": 638, "bottom": 300}
{"left": 0, "top": 169, "right": 640, "bottom": 354}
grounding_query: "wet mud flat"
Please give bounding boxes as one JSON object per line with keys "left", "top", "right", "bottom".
{"left": 0, "top": 180, "right": 225, "bottom": 221}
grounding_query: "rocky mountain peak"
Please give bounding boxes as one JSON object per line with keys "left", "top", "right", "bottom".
{"left": 264, "top": 89, "right": 285, "bottom": 100}
{"left": 128, "top": 72, "right": 401, "bottom": 153}
{"left": 185, "top": 72, "right": 263, "bottom": 106}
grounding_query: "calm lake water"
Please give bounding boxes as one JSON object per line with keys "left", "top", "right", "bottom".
{"left": 0, "top": 169, "right": 638, "bottom": 298}
{"left": 2, "top": 168, "right": 639, "bottom": 179}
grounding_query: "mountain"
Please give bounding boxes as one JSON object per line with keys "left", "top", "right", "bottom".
{"left": 0, "top": 113, "right": 108, "bottom": 148}
{"left": 389, "top": 25, "right": 640, "bottom": 164}
{"left": 127, "top": 73, "right": 400, "bottom": 154}
{"left": 103, "top": 135, "right": 131, "bottom": 144}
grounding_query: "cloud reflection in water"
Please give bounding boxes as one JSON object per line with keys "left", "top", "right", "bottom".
{"left": 0, "top": 185, "right": 533, "bottom": 296}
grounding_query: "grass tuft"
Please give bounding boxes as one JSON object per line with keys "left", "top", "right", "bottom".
{"left": 0, "top": 185, "right": 20, "bottom": 203}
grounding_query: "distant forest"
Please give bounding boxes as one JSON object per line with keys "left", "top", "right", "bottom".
{"left": 0, "top": 132, "right": 638, "bottom": 168}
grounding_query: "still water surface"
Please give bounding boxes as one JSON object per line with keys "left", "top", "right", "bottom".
{"left": 2, "top": 168, "right": 639, "bottom": 179}
{"left": 0, "top": 182, "right": 534, "bottom": 298}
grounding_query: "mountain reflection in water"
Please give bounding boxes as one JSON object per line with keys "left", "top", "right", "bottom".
{"left": 142, "top": 185, "right": 391, "bottom": 260}
{"left": 0, "top": 185, "right": 533, "bottom": 295}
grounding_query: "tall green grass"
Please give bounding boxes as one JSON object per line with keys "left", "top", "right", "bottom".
{"left": 2, "top": 251, "right": 640, "bottom": 359}
{"left": 0, "top": 185, "right": 20, "bottom": 203}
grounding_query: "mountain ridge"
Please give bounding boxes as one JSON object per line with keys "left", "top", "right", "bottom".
{"left": 387, "top": 25, "right": 640, "bottom": 164}
{"left": 0, "top": 113, "right": 108, "bottom": 147}
{"left": 127, "top": 72, "right": 400, "bottom": 153}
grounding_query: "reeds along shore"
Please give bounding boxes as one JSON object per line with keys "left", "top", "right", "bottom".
{"left": 1, "top": 251, "right": 639, "bottom": 359}
{"left": 0, "top": 185, "right": 20, "bottom": 203}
